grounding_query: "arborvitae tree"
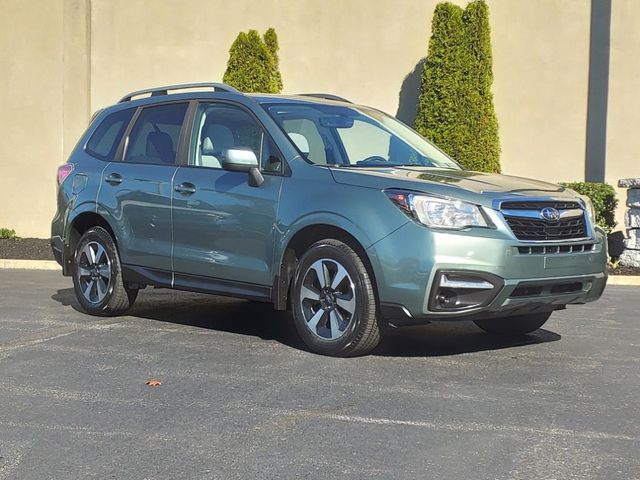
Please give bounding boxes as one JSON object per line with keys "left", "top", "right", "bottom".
{"left": 223, "top": 29, "right": 280, "bottom": 93}
{"left": 415, "top": 0, "right": 501, "bottom": 173}
{"left": 415, "top": 3, "right": 468, "bottom": 165}
{"left": 462, "top": 0, "right": 500, "bottom": 173}
{"left": 263, "top": 28, "right": 283, "bottom": 93}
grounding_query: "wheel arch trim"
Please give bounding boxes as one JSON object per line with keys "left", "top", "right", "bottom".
{"left": 272, "top": 214, "right": 383, "bottom": 310}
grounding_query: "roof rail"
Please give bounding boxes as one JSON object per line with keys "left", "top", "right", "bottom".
{"left": 298, "top": 93, "right": 352, "bottom": 103}
{"left": 118, "top": 82, "right": 240, "bottom": 103}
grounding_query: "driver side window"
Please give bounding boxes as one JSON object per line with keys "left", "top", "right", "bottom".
{"left": 190, "top": 103, "right": 283, "bottom": 173}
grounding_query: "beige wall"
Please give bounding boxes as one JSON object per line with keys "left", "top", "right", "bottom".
{"left": 606, "top": 0, "right": 640, "bottom": 229}
{"left": 0, "top": 0, "right": 637, "bottom": 237}
{"left": 0, "top": 0, "right": 64, "bottom": 237}
{"left": 490, "top": 0, "right": 590, "bottom": 183}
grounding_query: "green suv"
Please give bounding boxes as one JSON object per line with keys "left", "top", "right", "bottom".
{"left": 51, "top": 83, "right": 608, "bottom": 356}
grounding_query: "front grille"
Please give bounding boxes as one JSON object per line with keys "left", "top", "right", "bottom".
{"left": 517, "top": 243, "right": 595, "bottom": 255}
{"left": 511, "top": 286, "right": 544, "bottom": 297}
{"left": 550, "top": 282, "right": 583, "bottom": 294}
{"left": 505, "top": 216, "right": 586, "bottom": 241}
{"left": 501, "top": 201, "right": 587, "bottom": 241}
{"left": 509, "top": 281, "right": 585, "bottom": 298}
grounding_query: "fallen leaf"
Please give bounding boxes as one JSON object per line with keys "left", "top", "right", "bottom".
{"left": 146, "top": 379, "right": 162, "bottom": 387}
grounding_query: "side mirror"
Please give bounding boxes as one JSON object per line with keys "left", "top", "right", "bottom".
{"left": 221, "top": 148, "right": 264, "bottom": 187}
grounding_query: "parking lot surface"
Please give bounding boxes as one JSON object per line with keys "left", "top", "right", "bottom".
{"left": 0, "top": 270, "right": 638, "bottom": 479}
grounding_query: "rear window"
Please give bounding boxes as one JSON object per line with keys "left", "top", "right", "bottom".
{"left": 85, "top": 108, "right": 135, "bottom": 161}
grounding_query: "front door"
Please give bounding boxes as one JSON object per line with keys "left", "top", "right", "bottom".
{"left": 171, "top": 102, "right": 285, "bottom": 287}
{"left": 98, "top": 102, "right": 188, "bottom": 271}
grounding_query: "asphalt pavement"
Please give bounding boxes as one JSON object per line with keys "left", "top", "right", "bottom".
{"left": 0, "top": 269, "right": 638, "bottom": 479}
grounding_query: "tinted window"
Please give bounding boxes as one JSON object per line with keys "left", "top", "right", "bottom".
{"left": 85, "top": 108, "right": 134, "bottom": 160}
{"left": 190, "top": 103, "right": 283, "bottom": 173}
{"left": 124, "top": 103, "right": 188, "bottom": 165}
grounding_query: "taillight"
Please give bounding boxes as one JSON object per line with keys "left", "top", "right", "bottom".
{"left": 57, "top": 164, "right": 74, "bottom": 186}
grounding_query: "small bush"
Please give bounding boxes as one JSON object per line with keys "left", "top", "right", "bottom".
{"left": 223, "top": 29, "right": 283, "bottom": 93}
{"left": 560, "top": 182, "right": 618, "bottom": 233}
{"left": 0, "top": 228, "right": 17, "bottom": 239}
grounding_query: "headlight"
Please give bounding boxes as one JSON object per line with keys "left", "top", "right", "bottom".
{"left": 385, "top": 190, "right": 490, "bottom": 230}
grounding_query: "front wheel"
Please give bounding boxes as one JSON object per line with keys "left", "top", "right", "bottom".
{"left": 291, "top": 239, "right": 381, "bottom": 357}
{"left": 474, "top": 312, "right": 552, "bottom": 336}
{"left": 72, "top": 226, "right": 138, "bottom": 316}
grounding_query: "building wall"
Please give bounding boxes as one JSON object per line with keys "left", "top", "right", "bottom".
{"left": 0, "top": 0, "right": 64, "bottom": 237}
{"left": 606, "top": 0, "right": 640, "bottom": 228}
{"left": 0, "top": 0, "right": 636, "bottom": 237}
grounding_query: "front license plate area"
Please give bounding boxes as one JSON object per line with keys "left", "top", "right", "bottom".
{"left": 544, "top": 255, "right": 590, "bottom": 269}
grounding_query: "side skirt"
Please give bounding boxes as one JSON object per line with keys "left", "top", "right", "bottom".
{"left": 122, "top": 265, "right": 272, "bottom": 303}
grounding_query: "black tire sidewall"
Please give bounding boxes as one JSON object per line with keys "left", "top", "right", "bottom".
{"left": 72, "top": 227, "right": 121, "bottom": 315}
{"left": 291, "top": 241, "right": 376, "bottom": 356}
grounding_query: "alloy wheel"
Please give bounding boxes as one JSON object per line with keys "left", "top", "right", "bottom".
{"left": 299, "top": 258, "right": 356, "bottom": 340}
{"left": 77, "top": 241, "right": 111, "bottom": 304}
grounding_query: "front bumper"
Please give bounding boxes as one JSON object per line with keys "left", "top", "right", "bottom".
{"left": 367, "top": 220, "right": 608, "bottom": 325}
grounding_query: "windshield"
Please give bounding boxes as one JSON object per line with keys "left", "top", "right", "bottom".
{"left": 266, "top": 103, "right": 461, "bottom": 169}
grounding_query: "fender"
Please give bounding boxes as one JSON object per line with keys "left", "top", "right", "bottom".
{"left": 275, "top": 211, "right": 376, "bottom": 267}
{"left": 272, "top": 211, "right": 387, "bottom": 310}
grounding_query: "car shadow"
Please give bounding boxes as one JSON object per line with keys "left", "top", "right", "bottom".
{"left": 51, "top": 288, "right": 561, "bottom": 357}
{"left": 376, "top": 323, "right": 560, "bottom": 357}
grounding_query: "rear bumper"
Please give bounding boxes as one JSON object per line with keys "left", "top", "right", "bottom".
{"left": 367, "top": 220, "right": 609, "bottom": 325}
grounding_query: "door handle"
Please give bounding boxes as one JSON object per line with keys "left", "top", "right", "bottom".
{"left": 104, "top": 173, "right": 123, "bottom": 185}
{"left": 175, "top": 182, "right": 196, "bottom": 195}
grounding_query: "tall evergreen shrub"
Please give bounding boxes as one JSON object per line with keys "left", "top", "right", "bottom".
{"left": 414, "top": 4, "right": 467, "bottom": 165}
{"left": 263, "top": 28, "right": 283, "bottom": 93}
{"left": 223, "top": 29, "right": 283, "bottom": 93}
{"left": 416, "top": 0, "right": 501, "bottom": 173}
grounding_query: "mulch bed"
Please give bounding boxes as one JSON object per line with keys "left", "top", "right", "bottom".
{"left": 608, "top": 264, "right": 640, "bottom": 276}
{"left": 0, "top": 238, "right": 54, "bottom": 260}
{"left": 2, "top": 237, "right": 640, "bottom": 276}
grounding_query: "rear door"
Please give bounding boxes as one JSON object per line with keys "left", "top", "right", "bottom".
{"left": 98, "top": 102, "right": 188, "bottom": 272}
{"left": 171, "top": 101, "right": 285, "bottom": 286}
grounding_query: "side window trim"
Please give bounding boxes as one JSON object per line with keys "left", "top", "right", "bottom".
{"left": 84, "top": 107, "right": 136, "bottom": 161}
{"left": 117, "top": 101, "right": 190, "bottom": 165}
{"left": 185, "top": 100, "right": 288, "bottom": 176}
{"left": 114, "top": 106, "right": 142, "bottom": 162}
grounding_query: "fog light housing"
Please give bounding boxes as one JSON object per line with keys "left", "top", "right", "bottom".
{"left": 429, "top": 270, "right": 503, "bottom": 312}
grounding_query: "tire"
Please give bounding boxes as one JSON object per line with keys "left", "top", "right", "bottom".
{"left": 474, "top": 312, "right": 552, "bottom": 336}
{"left": 72, "top": 226, "right": 138, "bottom": 316}
{"left": 291, "top": 239, "right": 381, "bottom": 357}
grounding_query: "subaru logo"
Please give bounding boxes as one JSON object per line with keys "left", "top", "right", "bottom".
{"left": 540, "top": 207, "right": 560, "bottom": 222}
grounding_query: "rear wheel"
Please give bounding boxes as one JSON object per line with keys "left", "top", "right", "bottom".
{"left": 474, "top": 312, "right": 552, "bottom": 336}
{"left": 72, "top": 226, "right": 138, "bottom": 316}
{"left": 291, "top": 239, "right": 381, "bottom": 357}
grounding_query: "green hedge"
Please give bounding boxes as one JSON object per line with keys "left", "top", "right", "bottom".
{"left": 0, "top": 228, "right": 17, "bottom": 239}
{"left": 560, "top": 182, "right": 618, "bottom": 233}
{"left": 415, "top": 0, "right": 500, "bottom": 173}
{"left": 223, "top": 29, "right": 283, "bottom": 93}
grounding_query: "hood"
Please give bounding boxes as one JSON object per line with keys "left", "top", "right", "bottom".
{"left": 329, "top": 166, "right": 577, "bottom": 207}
